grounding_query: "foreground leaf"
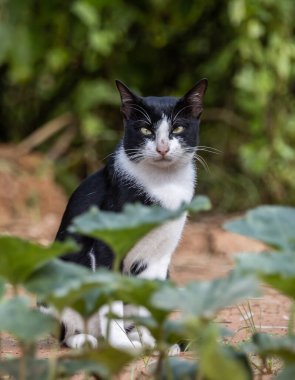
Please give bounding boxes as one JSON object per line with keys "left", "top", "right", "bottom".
{"left": 59, "top": 347, "right": 134, "bottom": 379}
{"left": 275, "top": 364, "right": 295, "bottom": 380}
{"left": 26, "top": 259, "right": 92, "bottom": 297}
{"left": 199, "top": 325, "right": 252, "bottom": 380}
{"left": 152, "top": 270, "right": 258, "bottom": 317}
{"left": 156, "top": 357, "right": 199, "bottom": 379}
{"left": 237, "top": 252, "right": 295, "bottom": 299}
{"left": 0, "top": 297, "right": 58, "bottom": 343}
{"left": 0, "top": 278, "right": 5, "bottom": 300}
{"left": 251, "top": 333, "right": 295, "bottom": 362}
{"left": 70, "top": 196, "right": 211, "bottom": 263}
{"left": 224, "top": 206, "right": 295, "bottom": 251}
{"left": 0, "top": 358, "right": 49, "bottom": 380}
{"left": 0, "top": 236, "right": 77, "bottom": 284}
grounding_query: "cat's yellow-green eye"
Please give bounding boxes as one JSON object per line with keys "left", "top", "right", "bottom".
{"left": 172, "top": 126, "right": 184, "bottom": 134}
{"left": 140, "top": 127, "right": 153, "bottom": 136}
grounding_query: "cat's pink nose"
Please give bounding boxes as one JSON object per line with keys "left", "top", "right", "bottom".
{"left": 156, "top": 146, "right": 170, "bottom": 156}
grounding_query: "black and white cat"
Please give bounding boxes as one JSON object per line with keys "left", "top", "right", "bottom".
{"left": 44, "top": 78, "right": 208, "bottom": 351}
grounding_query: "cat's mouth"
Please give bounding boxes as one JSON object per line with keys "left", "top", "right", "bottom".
{"left": 154, "top": 156, "right": 173, "bottom": 163}
{"left": 150, "top": 156, "right": 175, "bottom": 167}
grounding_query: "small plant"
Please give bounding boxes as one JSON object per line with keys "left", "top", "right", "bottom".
{"left": 0, "top": 201, "right": 294, "bottom": 379}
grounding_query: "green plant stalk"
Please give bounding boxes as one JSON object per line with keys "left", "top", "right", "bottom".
{"left": 48, "top": 322, "right": 61, "bottom": 380}
{"left": 113, "top": 254, "right": 121, "bottom": 273}
{"left": 153, "top": 323, "right": 168, "bottom": 380}
{"left": 19, "top": 343, "right": 27, "bottom": 380}
{"left": 288, "top": 301, "right": 295, "bottom": 336}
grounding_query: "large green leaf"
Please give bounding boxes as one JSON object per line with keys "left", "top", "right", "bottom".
{"left": 237, "top": 251, "right": 295, "bottom": 299}
{"left": 224, "top": 206, "right": 295, "bottom": 251}
{"left": 156, "top": 357, "right": 199, "bottom": 380}
{"left": 275, "top": 364, "right": 295, "bottom": 380}
{"left": 0, "top": 350, "right": 134, "bottom": 380}
{"left": 250, "top": 333, "right": 295, "bottom": 362}
{"left": 199, "top": 326, "right": 252, "bottom": 380}
{"left": 58, "top": 347, "right": 134, "bottom": 379}
{"left": 29, "top": 262, "right": 169, "bottom": 320}
{"left": 151, "top": 270, "right": 258, "bottom": 317}
{"left": 0, "top": 236, "right": 77, "bottom": 285}
{"left": 0, "top": 297, "right": 58, "bottom": 343}
{"left": 0, "top": 278, "right": 5, "bottom": 300}
{"left": 0, "top": 358, "right": 49, "bottom": 380}
{"left": 27, "top": 263, "right": 122, "bottom": 314}
{"left": 26, "top": 259, "right": 92, "bottom": 297}
{"left": 70, "top": 196, "right": 211, "bottom": 265}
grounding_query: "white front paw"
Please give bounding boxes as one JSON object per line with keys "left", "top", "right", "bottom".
{"left": 128, "top": 328, "right": 155, "bottom": 348}
{"left": 65, "top": 334, "right": 98, "bottom": 349}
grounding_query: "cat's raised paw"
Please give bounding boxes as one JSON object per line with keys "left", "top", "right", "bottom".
{"left": 65, "top": 334, "right": 98, "bottom": 349}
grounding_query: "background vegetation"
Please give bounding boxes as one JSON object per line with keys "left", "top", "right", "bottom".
{"left": 1, "top": 0, "right": 295, "bottom": 210}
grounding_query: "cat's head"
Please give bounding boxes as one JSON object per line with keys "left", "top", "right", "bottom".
{"left": 116, "top": 79, "right": 208, "bottom": 168}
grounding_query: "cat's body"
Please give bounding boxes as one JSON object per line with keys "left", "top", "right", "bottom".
{"left": 44, "top": 79, "right": 208, "bottom": 351}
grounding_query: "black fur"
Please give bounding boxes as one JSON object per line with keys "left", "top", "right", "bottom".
{"left": 57, "top": 156, "right": 153, "bottom": 269}
{"left": 129, "top": 261, "right": 148, "bottom": 276}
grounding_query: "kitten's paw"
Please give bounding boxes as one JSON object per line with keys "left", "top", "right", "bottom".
{"left": 168, "top": 344, "right": 181, "bottom": 356}
{"left": 114, "top": 340, "right": 142, "bottom": 353}
{"left": 127, "top": 328, "right": 155, "bottom": 348}
{"left": 65, "top": 334, "right": 98, "bottom": 349}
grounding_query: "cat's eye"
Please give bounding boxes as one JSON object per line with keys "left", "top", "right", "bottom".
{"left": 172, "top": 126, "right": 184, "bottom": 134}
{"left": 140, "top": 127, "right": 153, "bottom": 136}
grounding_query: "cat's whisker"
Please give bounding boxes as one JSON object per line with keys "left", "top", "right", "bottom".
{"left": 129, "top": 104, "right": 151, "bottom": 123}
{"left": 102, "top": 152, "right": 115, "bottom": 161}
{"left": 197, "top": 145, "right": 222, "bottom": 154}
{"left": 172, "top": 105, "right": 193, "bottom": 123}
{"left": 194, "top": 154, "right": 210, "bottom": 172}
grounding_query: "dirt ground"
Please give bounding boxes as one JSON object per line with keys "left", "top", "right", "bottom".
{"left": 0, "top": 147, "right": 290, "bottom": 379}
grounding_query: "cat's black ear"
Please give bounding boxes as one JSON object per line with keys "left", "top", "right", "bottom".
{"left": 180, "top": 78, "right": 208, "bottom": 118}
{"left": 115, "top": 80, "right": 139, "bottom": 119}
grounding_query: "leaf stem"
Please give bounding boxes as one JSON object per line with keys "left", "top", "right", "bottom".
{"left": 288, "top": 301, "right": 295, "bottom": 335}
{"left": 19, "top": 343, "right": 27, "bottom": 380}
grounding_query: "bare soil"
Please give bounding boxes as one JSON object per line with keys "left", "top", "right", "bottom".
{"left": 0, "top": 147, "right": 290, "bottom": 379}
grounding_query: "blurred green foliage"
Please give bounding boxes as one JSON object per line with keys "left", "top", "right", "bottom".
{"left": 0, "top": 0, "right": 295, "bottom": 210}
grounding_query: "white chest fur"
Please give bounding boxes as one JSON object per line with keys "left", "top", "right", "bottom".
{"left": 115, "top": 148, "right": 195, "bottom": 278}
{"left": 115, "top": 148, "right": 195, "bottom": 209}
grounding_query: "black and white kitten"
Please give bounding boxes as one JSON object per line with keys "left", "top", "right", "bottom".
{"left": 44, "top": 79, "right": 208, "bottom": 351}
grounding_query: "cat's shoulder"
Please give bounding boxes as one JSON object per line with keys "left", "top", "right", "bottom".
{"left": 65, "top": 166, "right": 109, "bottom": 214}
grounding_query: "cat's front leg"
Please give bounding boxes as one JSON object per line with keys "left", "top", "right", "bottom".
{"left": 99, "top": 301, "right": 142, "bottom": 352}
{"left": 61, "top": 308, "right": 100, "bottom": 349}
{"left": 124, "top": 304, "right": 156, "bottom": 348}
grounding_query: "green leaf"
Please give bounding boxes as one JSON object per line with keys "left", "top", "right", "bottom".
{"left": 0, "top": 236, "right": 77, "bottom": 285}
{"left": 58, "top": 347, "right": 134, "bottom": 379}
{"left": 28, "top": 263, "right": 120, "bottom": 315}
{"left": 0, "top": 278, "right": 5, "bottom": 300}
{"left": 199, "top": 325, "right": 252, "bottom": 380}
{"left": 156, "top": 357, "right": 199, "bottom": 380}
{"left": 26, "top": 259, "right": 91, "bottom": 297}
{"left": 251, "top": 333, "right": 295, "bottom": 362}
{"left": 70, "top": 196, "right": 211, "bottom": 265}
{"left": 0, "top": 358, "right": 49, "bottom": 380}
{"left": 224, "top": 206, "right": 295, "bottom": 251}
{"left": 0, "top": 297, "right": 58, "bottom": 343}
{"left": 276, "top": 364, "right": 295, "bottom": 380}
{"left": 152, "top": 270, "right": 258, "bottom": 317}
{"left": 237, "top": 251, "right": 295, "bottom": 299}
{"left": 30, "top": 263, "right": 168, "bottom": 320}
